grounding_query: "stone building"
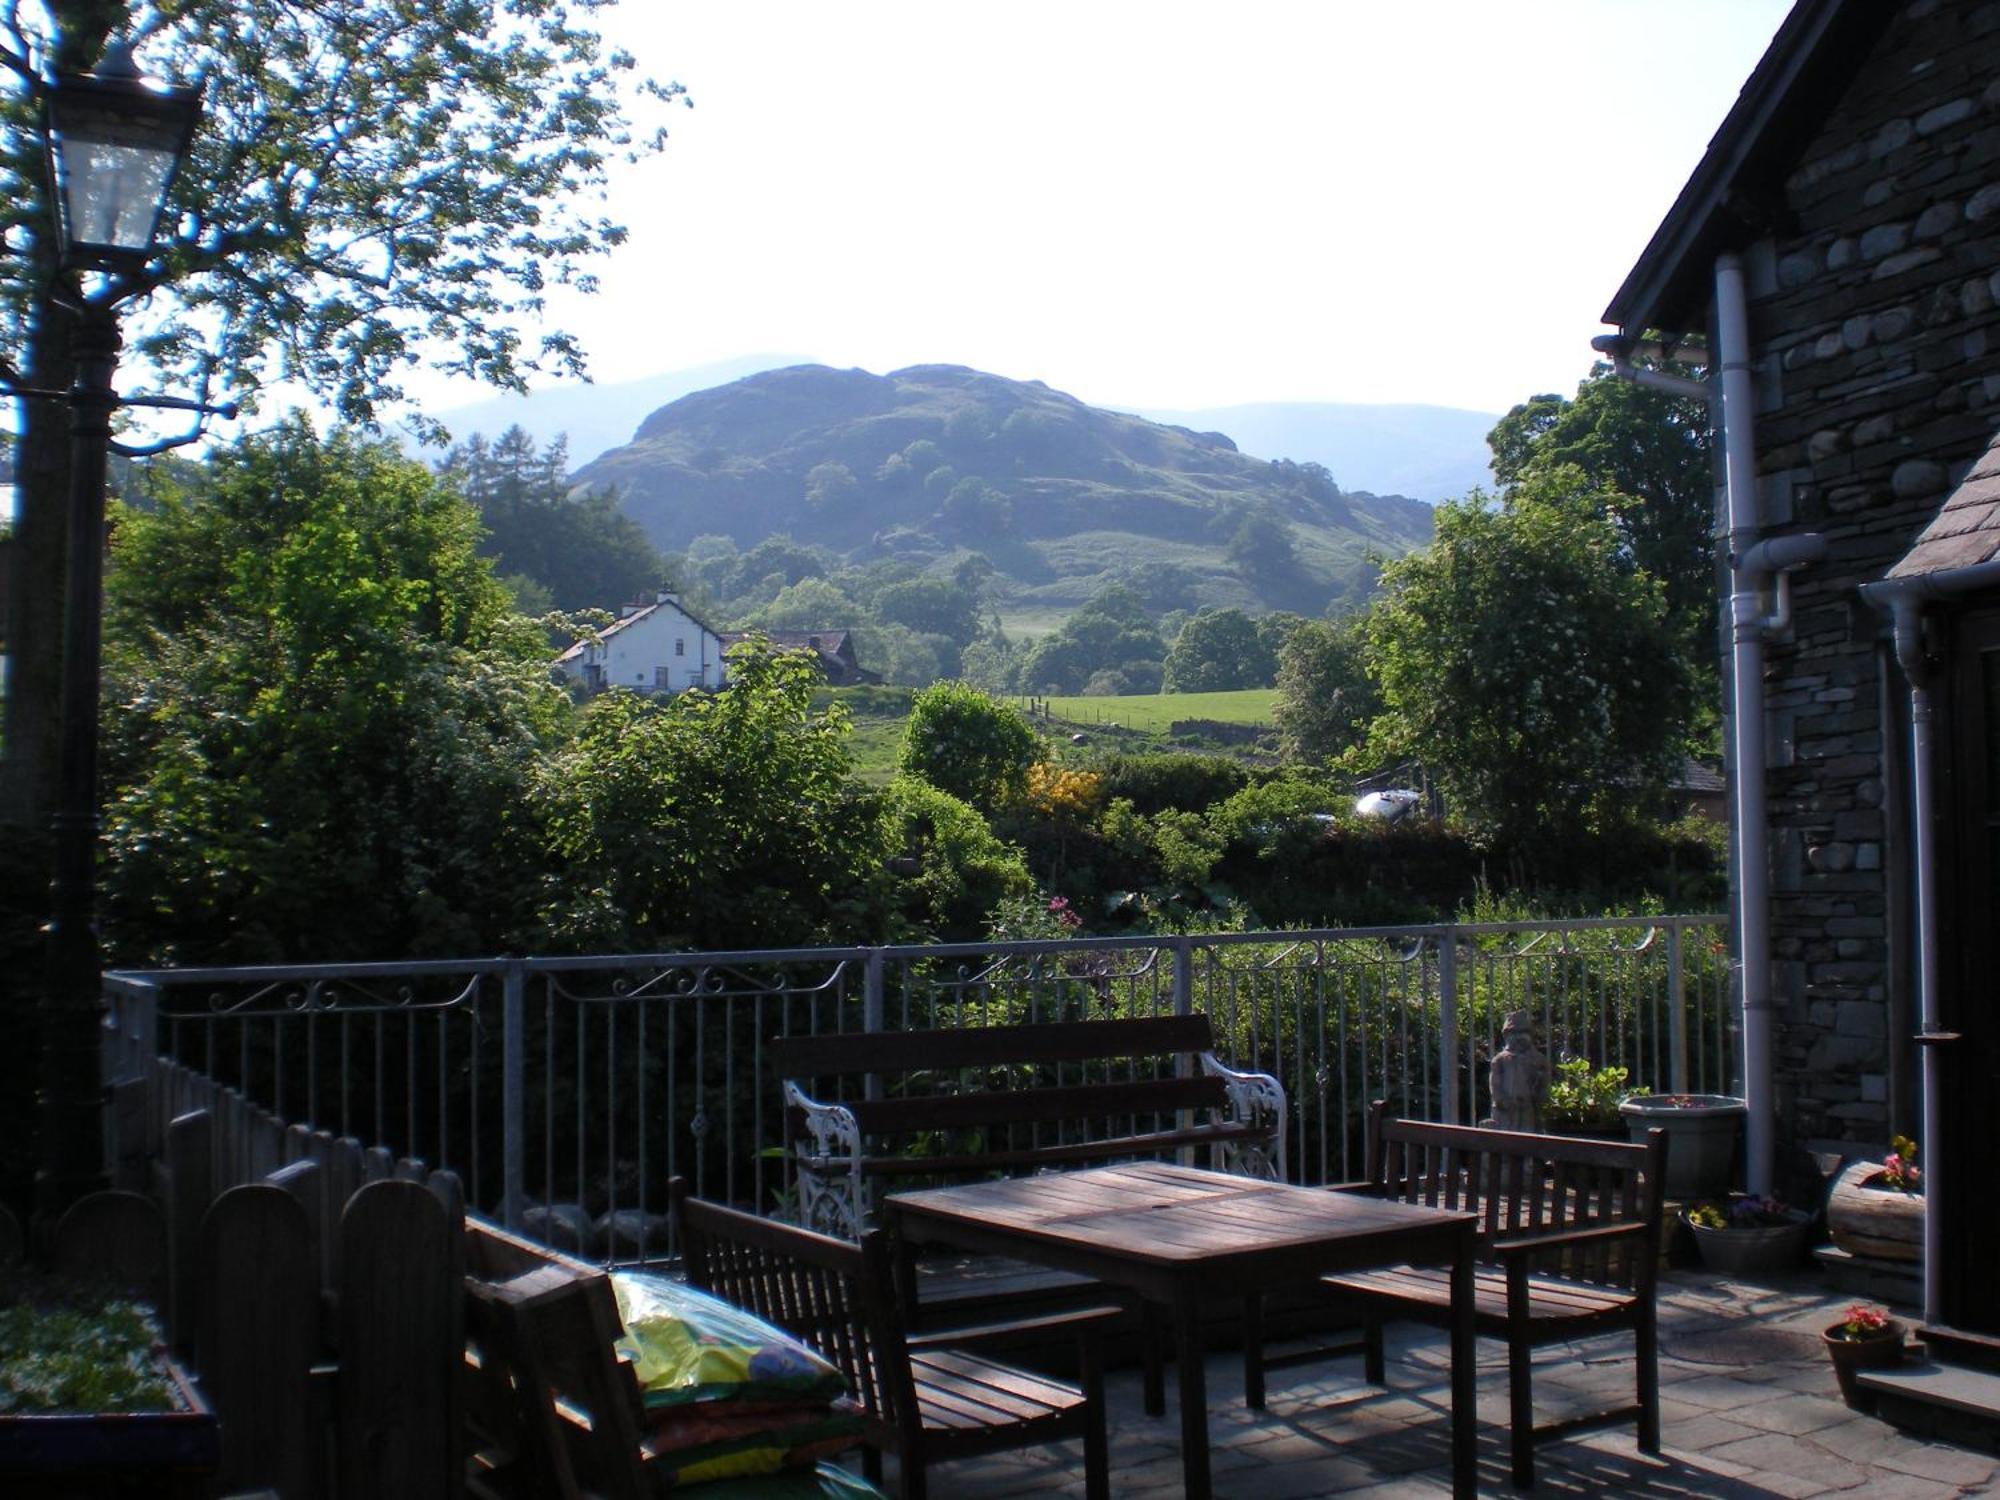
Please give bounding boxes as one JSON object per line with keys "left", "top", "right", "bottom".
{"left": 1601, "top": 0, "right": 1998, "bottom": 1355}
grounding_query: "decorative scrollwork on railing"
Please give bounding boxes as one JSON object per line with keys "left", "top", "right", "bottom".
{"left": 551, "top": 959, "right": 853, "bottom": 1008}
{"left": 185, "top": 972, "right": 484, "bottom": 1019}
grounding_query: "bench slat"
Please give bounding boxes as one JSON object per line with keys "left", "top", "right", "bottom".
{"left": 805, "top": 1121, "right": 1267, "bottom": 1177}
{"left": 838, "top": 1074, "right": 1229, "bottom": 1135}
{"left": 770, "top": 1013, "right": 1218, "bottom": 1078}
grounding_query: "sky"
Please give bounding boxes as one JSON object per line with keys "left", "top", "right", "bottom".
{"left": 407, "top": 0, "right": 1795, "bottom": 427}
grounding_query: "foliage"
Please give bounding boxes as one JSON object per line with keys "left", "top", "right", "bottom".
{"left": 538, "top": 646, "right": 890, "bottom": 952}
{"left": 0, "top": 1297, "right": 174, "bottom": 1414}
{"left": 896, "top": 681, "right": 1041, "bottom": 814}
{"left": 1162, "top": 608, "right": 1277, "bottom": 692}
{"left": 1273, "top": 616, "right": 1378, "bottom": 763}
{"left": 1834, "top": 1304, "right": 1893, "bottom": 1340}
{"left": 1016, "top": 585, "right": 1165, "bottom": 695}
{"left": 1688, "top": 1195, "right": 1794, "bottom": 1230}
{"left": 1543, "top": 1058, "right": 1634, "bottom": 1130}
{"left": 1488, "top": 362, "right": 1714, "bottom": 675}
{"left": 1361, "top": 469, "right": 1689, "bottom": 848}
{"left": 100, "top": 423, "right": 569, "bottom": 964}
{"left": 1881, "top": 1134, "right": 1922, "bottom": 1193}
{"left": 440, "top": 428, "right": 667, "bottom": 611}
{"left": 1022, "top": 762, "right": 1105, "bottom": 823}
{"left": 1094, "top": 754, "right": 1252, "bottom": 816}
{"left": 880, "top": 775, "right": 1034, "bottom": 941}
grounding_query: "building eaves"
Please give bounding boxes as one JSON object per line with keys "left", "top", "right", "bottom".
{"left": 1603, "top": 0, "right": 1902, "bottom": 339}
{"left": 1888, "top": 426, "right": 2000, "bottom": 579}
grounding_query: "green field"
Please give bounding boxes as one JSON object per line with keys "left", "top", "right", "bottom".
{"left": 1017, "top": 689, "right": 1277, "bottom": 733}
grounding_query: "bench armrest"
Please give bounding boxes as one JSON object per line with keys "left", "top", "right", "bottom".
{"left": 782, "top": 1081, "right": 866, "bottom": 1238}
{"left": 907, "top": 1303, "right": 1125, "bottom": 1353}
{"left": 1198, "top": 1052, "right": 1287, "bottom": 1179}
{"left": 1491, "top": 1220, "right": 1649, "bottom": 1260}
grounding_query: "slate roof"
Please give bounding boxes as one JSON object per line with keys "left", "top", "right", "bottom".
{"left": 554, "top": 596, "right": 724, "bottom": 663}
{"left": 1887, "top": 426, "right": 2000, "bottom": 579}
{"left": 1603, "top": 0, "right": 1902, "bottom": 337}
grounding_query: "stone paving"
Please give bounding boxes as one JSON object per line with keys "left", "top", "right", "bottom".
{"left": 920, "top": 1269, "right": 2000, "bottom": 1497}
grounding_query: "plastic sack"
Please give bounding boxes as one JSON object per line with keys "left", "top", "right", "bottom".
{"left": 610, "top": 1271, "right": 848, "bottom": 1409}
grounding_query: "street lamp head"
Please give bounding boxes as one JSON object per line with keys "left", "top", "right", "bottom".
{"left": 43, "top": 38, "right": 201, "bottom": 274}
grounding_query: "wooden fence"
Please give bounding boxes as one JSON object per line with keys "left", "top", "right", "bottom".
{"left": 56, "top": 1056, "right": 469, "bottom": 1499}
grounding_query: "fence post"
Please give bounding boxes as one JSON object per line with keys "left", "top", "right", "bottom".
{"left": 1438, "top": 927, "right": 1461, "bottom": 1124}
{"left": 502, "top": 961, "right": 526, "bottom": 1230}
{"left": 1172, "top": 938, "right": 1194, "bottom": 1021}
{"left": 1667, "top": 922, "right": 1688, "bottom": 1095}
{"left": 863, "top": 949, "right": 885, "bottom": 1104}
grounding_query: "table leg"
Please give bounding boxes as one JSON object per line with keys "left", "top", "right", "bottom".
{"left": 1242, "top": 1290, "right": 1264, "bottom": 1409}
{"left": 1174, "top": 1283, "right": 1211, "bottom": 1500}
{"left": 1448, "top": 1223, "right": 1477, "bottom": 1500}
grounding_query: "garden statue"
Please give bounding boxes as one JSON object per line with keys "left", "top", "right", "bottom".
{"left": 1486, "top": 1009, "right": 1548, "bottom": 1132}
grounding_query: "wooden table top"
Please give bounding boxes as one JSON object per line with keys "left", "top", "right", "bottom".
{"left": 887, "top": 1162, "right": 1470, "bottom": 1271}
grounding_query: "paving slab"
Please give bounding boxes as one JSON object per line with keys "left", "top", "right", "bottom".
{"left": 918, "top": 1268, "right": 1993, "bottom": 1498}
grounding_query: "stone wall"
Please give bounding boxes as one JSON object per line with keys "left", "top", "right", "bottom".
{"left": 1746, "top": 0, "right": 2000, "bottom": 1144}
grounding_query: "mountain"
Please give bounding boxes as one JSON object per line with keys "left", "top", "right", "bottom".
{"left": 573, "top": 364, "right": 1435, "bottom": 618}
{"left": 427, "top": 354, "right": 810, "bottom": 467}
{"left": 1130, "top": 401, "right": 1498, "bottom": 503}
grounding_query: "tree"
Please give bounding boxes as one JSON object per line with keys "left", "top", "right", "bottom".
{"left": 1016, "top": 585, "right": 1165, "bottom": 695}
{"left": 99, "top": 422, "right": 570, "bottom": 964}
{"left": 1162, "top": 608, "right": 1276, "bottom": 692}
{"left": 896, "top": 681, "right": 1040, "bottom": 814}
{"left": 1488, "top": 364, "right": 1714, "bottom": 672}
{"left": 539, "top": 646, "right": 890, "bottom": 952}
{"left": 443, "top": 427, "right": 667, "bottom": 611}
{"left": 1273, "top": 617, "right": 1378, "bottom": 763}
{"left": 2, "top": 3, "right": 684, "bottom": 836}
{"left": 1361, "top": 469, "right": 1688, "bottom": 846}
{"left": 873, "top": 576, "right": 979, "bottom": 654}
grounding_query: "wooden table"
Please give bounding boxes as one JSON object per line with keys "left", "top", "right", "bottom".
{"left": 884, "top": 1162, "right": 1477, "bottom": 1500}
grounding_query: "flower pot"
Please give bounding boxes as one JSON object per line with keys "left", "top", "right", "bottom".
{"left": 1684, "top": 1209, "right": 1811, "bottom": 1274}
{"left": 1825, "top": 1161, "right": 1923, "bottom": 1263}
{"left": 1619, "top": 1094, "right": 1745, "bottom": 1199}
{"left": 1821, "top": 1321, "right": 1904, "bottom": 1408}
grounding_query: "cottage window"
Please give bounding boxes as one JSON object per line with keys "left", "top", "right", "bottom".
{"left": 675, "top": 639, "right": 686, "bottom": 657}
{"left": 655, "top": 666, "right": 672, "bottom": 688}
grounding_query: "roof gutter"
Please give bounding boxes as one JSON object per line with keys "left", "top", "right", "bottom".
{"left": 1859, "top": 559, "right": 2000, "bottom": 1328}
{"left": 1598, "top": 249, "right": 1824, "bottom": 1200}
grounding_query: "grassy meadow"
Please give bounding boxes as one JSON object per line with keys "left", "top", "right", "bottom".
{"left": 1016, "top": 689, "right": 1277, "bottom": 733}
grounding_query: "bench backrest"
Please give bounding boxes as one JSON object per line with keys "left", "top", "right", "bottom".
{"left": 668, "top": 1178, "right": 907, "bottom": 1447}
{"left": 1366, "top": 1102, "right": 1667, "bottom": 1289}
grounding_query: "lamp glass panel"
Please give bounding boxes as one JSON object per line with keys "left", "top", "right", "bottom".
{"left": 56, "top": 133, "right": 176, "bottom": 252}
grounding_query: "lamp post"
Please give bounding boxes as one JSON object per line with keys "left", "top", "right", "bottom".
{"left": 31, "top": 39, "right": 201, "bottom": 1225}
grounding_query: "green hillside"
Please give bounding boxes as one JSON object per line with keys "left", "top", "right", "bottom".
{"left": 574, "top": 363, "right": 1433, "bottom": 619}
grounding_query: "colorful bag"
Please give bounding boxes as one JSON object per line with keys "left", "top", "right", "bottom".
{"left": 611, "top": 1272, "right": 848, "bottom": 1409}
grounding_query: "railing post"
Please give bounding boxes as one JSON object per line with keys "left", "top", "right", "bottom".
{"left": 863, "top": 949, "right": 885, "bottom": 1103}
{"left": 1172, "top": 938, "right": 1194, "bottom": 1021}
{"left": 502, "top": 960, "right": 526, "bottom": 1230}
{"left": 1667, "top": 922, "right": 1689, "bottom": 1095}
{"left": 1438, "top": 927, "right": 1461, "bottom": 1124}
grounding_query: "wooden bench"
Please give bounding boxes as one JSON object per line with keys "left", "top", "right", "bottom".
{"left": 768, "top": 1013, "right": 1285, "bottom": 1238}
{"left": 1256, "top": 1103, "right": 1669, "bottom": 1489}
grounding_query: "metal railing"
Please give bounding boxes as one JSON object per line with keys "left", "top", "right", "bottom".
{"left": 103, "top": 915, "right": 1733, "bottom": 1258}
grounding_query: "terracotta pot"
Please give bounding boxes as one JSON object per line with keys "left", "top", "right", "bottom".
{"left": 1821, "top": 1320, "right": 1904, "bottom": 1407}
{"left": 1825, "top": 1161, "right": 1923, "bottom": 1262}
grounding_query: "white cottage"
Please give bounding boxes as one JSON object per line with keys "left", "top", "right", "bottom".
{"left": 555, "top": 592, "right": 729, "bottom": 695}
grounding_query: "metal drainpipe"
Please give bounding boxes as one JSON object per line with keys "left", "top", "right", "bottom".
{"left": 1714, "top": 249, "right": 1781, "bottom": 1199}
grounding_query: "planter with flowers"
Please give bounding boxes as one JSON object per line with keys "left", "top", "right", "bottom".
{"left": 1683, "top": 1195, "right": 1812, "bottom": 1273}
{"left": 1821, "top": 1303, "right": 1904, "bottom": 1408}
{"left": 1542, "top": 1058, "right": 1636, "bottom": 1141}
{"left": 1826, "top": 1135, "right": 1923, "bottom": 1264}
{"left": 1618, "top": 1092, "right": 1746, "bottom": 1199}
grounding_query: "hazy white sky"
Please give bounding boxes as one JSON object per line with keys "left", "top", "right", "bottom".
{"left": 410, "top": 0, "right": 1794, "bottom": 422}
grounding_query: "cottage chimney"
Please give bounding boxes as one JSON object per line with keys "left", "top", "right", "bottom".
{"left": 658, "top": 590, "right": 678, "bottom": 606}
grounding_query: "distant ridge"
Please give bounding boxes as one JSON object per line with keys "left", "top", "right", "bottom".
{"left": 1130, "top": 401, "right": 1498, "bottom": 504}
{"left": 572, "top": 363, "right": 1435, "bottom": 618}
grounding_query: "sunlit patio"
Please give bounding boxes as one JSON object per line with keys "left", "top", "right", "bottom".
{"left": 922, "top": 1270, "right": 1993, "bottom": 1499}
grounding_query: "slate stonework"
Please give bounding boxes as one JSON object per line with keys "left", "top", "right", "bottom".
{"left": 1744, "top": 0, "right": 2000, "bottom": 1144}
